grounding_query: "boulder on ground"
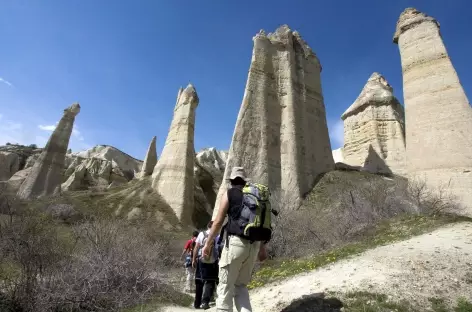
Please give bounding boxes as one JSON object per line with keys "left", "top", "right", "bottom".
{"left": 127, "top": 207, "right": 143, "bottom": 221}
{"left": 45, "top": 204, "right": 82, "bottom": 223}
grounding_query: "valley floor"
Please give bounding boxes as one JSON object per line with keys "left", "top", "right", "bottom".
{"left": 160, "top": 221, "right": 472, "bottom": 311}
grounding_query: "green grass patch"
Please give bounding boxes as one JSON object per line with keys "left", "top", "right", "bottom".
{"left": 339, "top": 292, "right": 472, "bottom": 312}
{"left": 455, "top": 298, "right": 472, "bottom": 312}
{"left": 343, "top": 291, "right": 415, "bottom": 312}
{"left": 429, "top": 297, "right": 449, "bottom": 312}
{"left": 248, "top": 213, "right": 471, "bottom": 289}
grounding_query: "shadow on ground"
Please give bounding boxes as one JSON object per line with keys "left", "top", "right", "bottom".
{"left": 280, "top": 293, "right": 343, "bottom": 312}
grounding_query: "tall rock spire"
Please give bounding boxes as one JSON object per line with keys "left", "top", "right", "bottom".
{"left": 151, "top": 84, "right": 199, "bottom": 225}
{"left": 394, "top": 8, "right": 472, "bottom": 215}
{"left": 213, "top": 25, "right": 334, "bottom": 218}
{"left": 139, "top": 136, "right": 157, "bottom": 178}
{"left": 17, "top": 103, "right": 80, "bottom": 199}
{"left": 341, "top": 72, "right": 406, "bottom": 175}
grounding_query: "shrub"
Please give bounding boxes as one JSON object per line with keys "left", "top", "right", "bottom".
{"left": 0, "top": 206, "right": 69, "bottom": 311}
{"left": 268, "top": 171, "right": 460, "bottom": 259}
{"left": 407, "top": 176, "right": 460, "bottom": 215}
{"left": 0, "top": 202, "right": 178, "bottom": 312}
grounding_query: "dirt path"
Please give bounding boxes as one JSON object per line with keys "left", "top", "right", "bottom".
{"left": 161, "top": 222, "right": 472, "bottom": 311}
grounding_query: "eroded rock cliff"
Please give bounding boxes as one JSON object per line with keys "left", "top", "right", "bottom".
{"left": 0, "top": 152, "right": 19, "bottom": 181}
{"left": 17, "top": 103, "right": 80, "bottom": 199}
{"left": 138, "top": 136, "right": 158, "bottom": 178}
{"left": 213, "top": 25, "right": 334, "bottom": 219}
{"left": 152, "top": 84, "right": 199, "bottom": 226}
{"left": 394, "top": 8, "right": 472, "bottom": 215}
{"left": 341, "top": 72, "right": 406, "bottom": 175}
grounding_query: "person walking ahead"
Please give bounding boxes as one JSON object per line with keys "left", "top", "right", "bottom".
{"left": 181, "top": 231, "right": 199, "bottom": 293}
{"left": 202, "top": 167, "right": 272, "bottom": 312}
{"left": 193, "top": 221, "right": 219, "bottom": 309}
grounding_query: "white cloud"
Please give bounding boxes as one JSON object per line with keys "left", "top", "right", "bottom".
{"left": 328, "top": 119, "right": 344, "bottom": 149}
{"left": 38, "top": 124, "right": 57, "bottom": 131}
{"left": 72, "top": 126, "right": 84, "bottom": 141}
{"left": 0, "top": 113, "right": 92, "bottom": 152}
{"left": 0, "top": 119, "right": 27, "bottom": 146}
{"left": 0, "top": 77, "right": 13, "bottom": 87}
{"left": 38, "top": 123, "right": 84, "bottom": 141}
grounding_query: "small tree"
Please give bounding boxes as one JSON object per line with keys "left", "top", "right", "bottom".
{"left": 28, "top": 144, "right": 38, "bottom": 149}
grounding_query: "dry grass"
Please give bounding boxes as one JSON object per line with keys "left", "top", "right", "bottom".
{"left": 248, "top": 170, "right": 468, "bottom": 289}
{"left": 268, "top": 170, "right": 461, "bottom": 259}
{"left": 0, "top": 177, "right": 182, "bottom": 232}
{"left": 0, "top": 197, "right": 190, "bottom": 312}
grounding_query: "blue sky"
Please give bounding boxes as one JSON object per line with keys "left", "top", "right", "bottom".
{"left": 1, "top": 0, "right": 471, "bottom": 160}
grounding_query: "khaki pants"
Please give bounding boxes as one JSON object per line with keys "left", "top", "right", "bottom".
{"left": 216, "top": 235, "right": 260, "bottom": 312}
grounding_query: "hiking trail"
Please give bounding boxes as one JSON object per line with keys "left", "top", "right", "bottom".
{"left": 161, "top": 222, "right": 472, "bottom": 311}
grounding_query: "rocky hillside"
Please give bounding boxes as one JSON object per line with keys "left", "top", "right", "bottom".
{"left": 0, "top": 144, "right": 227, "bottom": 227}
{"left": 0, "top": 144, "right": 143, "bottom": 188}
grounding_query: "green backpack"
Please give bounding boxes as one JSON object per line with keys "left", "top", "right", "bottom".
{"left": 237, "top": 183, "right": 276, "bottom": 242}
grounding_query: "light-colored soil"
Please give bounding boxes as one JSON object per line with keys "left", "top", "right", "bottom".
{"left": 161, "top": 222, "right": 472, "bottom": 311}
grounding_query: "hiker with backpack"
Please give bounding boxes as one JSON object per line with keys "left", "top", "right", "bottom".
{"left": 201, "top": 167, "right": 275, "bottom": 312}
{"left": 192, "top": 221, "right": 220, "bottom": 309}
{"left": 181, "top": 230, "right": 199, "bottom": 293}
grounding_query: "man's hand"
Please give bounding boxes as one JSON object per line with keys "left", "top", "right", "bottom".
{"left": 258, "top": 243, "right": 268, "bottom": 262}
{"left": 192, "top": 259, "right": 196, "bottom": 269}
{"left": 201, "top": 242, "right": 211, "bottom": 260}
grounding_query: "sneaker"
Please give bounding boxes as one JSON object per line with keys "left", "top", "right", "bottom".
{"left": 200, "top": 302, "right": 210, "bottom": 310}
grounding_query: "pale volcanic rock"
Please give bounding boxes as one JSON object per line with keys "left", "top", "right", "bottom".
{"left": 138, "top": 136, "right": 158, "bottom": 178}
{"left": 394, "top": 8, "right": 472, "bottom": 215}
{"left": 0, "top": 152, "right": 19, "bottom": 181}
{"left": 195, "top": 148, "right": 227, "bottom": 205}
{"left": 341, "top": 73, "right": 406, "bottom": 175}
{"left": 6, "top": 167, "right": 32, "bottom": 193}
{"left": 74, "top": 145, "right": 142, "bottom": 180}
{"left": 152, "top": 84, "right": 199, "bottom": 225}
{"left": 332, "top": 148, "right": 345, "bottom": 164}
{"left": 17, "top": 103, "right": 80, "bottom": 199}
{"left": 193, "top": 148, "right": 227, "bottom": 227}
{"left": 61, "top": 158, "right": 119, "bottom": 191}
{"left": 213, "top": 25, "right": 334, "bottom": 219}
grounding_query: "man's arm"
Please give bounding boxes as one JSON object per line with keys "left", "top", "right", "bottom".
{"left": 204, "top": 191, "right": 229, "bottom": 248}
{"left": 258, "top": 242, "right": 268, "bottom": 262}
{"left": 180, "top": 240, "right": 190, "bottom": 259}
{"left": 192, "top": 242, "right": 200, "bottom": 265}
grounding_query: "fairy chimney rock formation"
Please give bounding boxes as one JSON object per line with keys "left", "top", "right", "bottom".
{"left": 152, "top": 84, "right": 199, "bottom": 225}
{"left": 341, "top": 73, "right": 406, "bottom": 175}
{"left": 139, "top": 136, "right": 157, "bottom": 178}
{"left": 213, "top": 25, "right": 334, "bottom": 219}
{"left": 394, "top": 8, "right": 472, "bottom": 214}
{"left": 0, "top": 152, "right": 19, "bottom": 181}
{"left": 17, "top": 103, "right": 80, "bottom": 199}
